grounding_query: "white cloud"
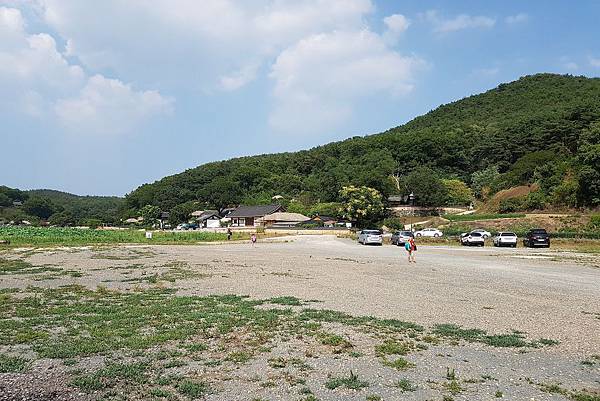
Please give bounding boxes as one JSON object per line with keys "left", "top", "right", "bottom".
{"left": 590, "top": 57, "right": 600, "bottom": 68}
{"left": 219, "top": 63, "right": 261, "bottom": 91}
{"left": 55, "top": 75, "right": 173, "bottom": 135}
{"left": 424, "top": 10, "right": 495, "bottom": 33}
{"left": 36, "top": 0, "right": 375, "bottom": 91}
{"left": 383, "top": 13, "right": 410, "bottom": 44}
{"left": 269, "top": 30, "right": 424, "bottom": 135}
{"left": 12, "top": 1, "right": 426, "bottom": 136}
{"left": 505, "top": 13, "right": 528, "bottom": 24}
{"left": 0, "top": 6, "right": 172, "bottom": 134}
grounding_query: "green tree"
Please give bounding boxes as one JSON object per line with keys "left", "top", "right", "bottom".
{"left": 339, "top": 186, "right": 384, "bottom": 227}
{"left": 471, "top": 166, "right": 500, "bottom": 200}
{"left": 48, "top": 211, "right": 76, "bottom": 226}
{"left": 23, "top": 197, "right": 57, "bottom": 220}
{"left": 402, "top": 168, "right": 448, "bottom": 207}
{"left": 441, "top": 179, "right": 473, "bottom": 205}
{"left": 0, "top": 193, "right": 10, "bottom": 207}
{"left": 169, "top": 201, "right": 199, "bottom": 225}
{"left": 140, "top": 205, "right": 161, "bottom": 226}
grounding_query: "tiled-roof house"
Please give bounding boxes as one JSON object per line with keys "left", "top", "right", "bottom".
{"left": 228, "top": 205, "right": 284, "bottom": 227}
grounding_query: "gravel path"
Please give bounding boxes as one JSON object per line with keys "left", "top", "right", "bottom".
{"left": 1, "top": 236, "right": 599, "bottom": 400}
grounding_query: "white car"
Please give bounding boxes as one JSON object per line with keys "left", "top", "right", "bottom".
{"left": 471, "top": 228, "right": 492, "bottom": 239}
{"left": 493, "top": 232, "right": 517, "bottom": 247}
{"left": 358, "top": 229, "right": 383, "bottom": 245}
{"left": 460, "top": 232, "right": 485, "bottom": 246}
{"left": 414, "top": 228, "right": 443, "bottom": 238}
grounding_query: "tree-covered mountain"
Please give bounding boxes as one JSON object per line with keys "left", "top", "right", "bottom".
{"left": 125, "top": 74, "right": 600, "bottom": 217}
{"left": 0, "top": 186, "right": 124, "bottom": 225}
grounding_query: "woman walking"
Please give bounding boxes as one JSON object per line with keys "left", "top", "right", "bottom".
{"left": 405, "top": 237, "right": 416, "bottom": 263}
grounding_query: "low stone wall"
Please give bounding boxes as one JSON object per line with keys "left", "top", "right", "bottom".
{"left": 264, "top": 228, "right": 351, "bottom": 236}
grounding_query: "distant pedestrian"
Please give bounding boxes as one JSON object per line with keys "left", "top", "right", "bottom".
{"left": 227, "top": 228, "right": 232, "bottom": 241}
{"left": 251, "top": 233, "right": 257, "bottom": 246}
{"left": 405, "top": 237, "right": 417, "bottom": 263}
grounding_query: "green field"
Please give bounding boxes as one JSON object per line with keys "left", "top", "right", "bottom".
{"left": 0, "top": 226, "right": 243, "bottom": 246}
{"left": 443, "top": 213, "right": 526, "bottom": 222}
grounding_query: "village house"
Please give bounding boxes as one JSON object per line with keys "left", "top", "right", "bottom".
{"left": 258, "top": 212, "right": 310, "bottom": 228}
{"left": 228, "top": 205, "right": 284, "bottom": 227}
{"left": 195, "top": 210, "right": 221, "bottom": 228}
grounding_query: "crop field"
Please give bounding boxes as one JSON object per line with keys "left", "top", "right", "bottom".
{"left": 0, "top": 236, "right": 599, "bottom": 400}
{"left": 0, "top": 226, "right": 247, "bottom": 246}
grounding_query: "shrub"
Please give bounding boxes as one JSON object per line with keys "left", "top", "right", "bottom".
{"left": 498, "top": 198, "right": 523, "bottom": 213}
{"left": 382, "top": 217, "right": 404, "bottom": 231}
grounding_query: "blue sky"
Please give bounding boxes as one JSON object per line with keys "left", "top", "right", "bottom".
{"left": 1, "top": 0, "right": 599, "bottom": 196}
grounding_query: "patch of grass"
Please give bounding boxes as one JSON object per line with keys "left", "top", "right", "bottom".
{"left": 536, "top": 338, "right": 560, "bottom": 346}
{"left": 432, "top": 324, "right": 547, "bottom": 348}
{"left": 444, "top": 213, "right": 525, "bottom": 222}
{"left": 444, "top": 380, "right": 463, "bottom": 395}
{"left": 0, "top": 226, "right": 236, "bottom": 246}
{"left": 394, "top": 378, "right": 416, "bottom": 392}
{"left": 226, "top": 351, "right": 252, "bottom": 364}
{"left": 495, "top": 390, "right": 504, "bottom": 398}
{"left": 366, "top": 395, "right": 382, "bottom": 401}
{"left": 375, "top": 339, "right": 413, "bottom": 356}
{"left": 0, "top": 354, "right": 29, "bottom": 373}
{"left": 382, "top": 356, "right": 414, "bottom": 370}
{"left": 319, "top": 333, "right": 352, "bottom": 349}
{"left": 72, "top": 362, "right": 148, "bottom": 393}
{"left": 325, "top": 370, "right": 369, "bottom": 390}
{"left": 149, "top": 388, "right": 173, "bottom": 398}
{"left": 270, "top": 296, "right": 302, "bottom": 306}
{"left": 176, "top": 379, "right": 211, "bottom": 398}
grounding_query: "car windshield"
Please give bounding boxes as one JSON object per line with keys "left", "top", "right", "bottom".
{"left": 470, "top": 232, "right": 482, "bottom": 237}
{"left": 531, "top": 229, "right": 547, "bottom": 233}
{"left": 501, "top": 232, "right": 516, "bottom": 236}
{"left": 364, "top": 230, "right": 382, "bottom": 235}
{"left": 401, "top": 231, "right": 413, "bottom": 236}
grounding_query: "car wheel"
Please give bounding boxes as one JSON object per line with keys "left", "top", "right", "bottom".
{"left": 416, "top": 233, "right": 422, "bottom": 237}
{"left": 434, "top": 234, "right": 439, "bottom": 237}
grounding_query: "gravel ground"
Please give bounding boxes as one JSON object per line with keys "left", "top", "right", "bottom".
{"left": 1, "top": 236, "right": 599, "bottom": 400}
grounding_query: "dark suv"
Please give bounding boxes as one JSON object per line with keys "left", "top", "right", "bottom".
{"left": 523, "top": 228, "right": 550, "bottom": 248}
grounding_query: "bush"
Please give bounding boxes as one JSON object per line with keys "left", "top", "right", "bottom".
{"left": 382, "top": 217, "right": 405, "bottom": 231}
{"left": 522, "top": 191, "right": 546, "bottom": 210}
{"left": 498, "top": 198, "right": 524, "bottom": 213}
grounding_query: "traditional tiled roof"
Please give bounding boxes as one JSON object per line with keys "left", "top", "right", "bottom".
{"left": 227, "top": 205, "right": 283, "bottom": 218}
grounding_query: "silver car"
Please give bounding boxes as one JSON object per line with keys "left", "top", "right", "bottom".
{"left": 493, "top": 232, "right": 517, "bottom": 247}
{"left": 358, "top": 229, "right": 383, "bottom": 245}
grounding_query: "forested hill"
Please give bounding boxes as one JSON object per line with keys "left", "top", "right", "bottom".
{"left": 126, "top": 73, "right": 600, "bottom": 214}
{"left": 0, "top": 186, "right": 124, "bottom": 225}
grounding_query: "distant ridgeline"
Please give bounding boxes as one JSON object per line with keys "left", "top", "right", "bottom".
{"left": 125, "top": 74, "right": 600, "bottom": 214}
{"left": 0, "top": 187, "right": 124, "bottom": 226}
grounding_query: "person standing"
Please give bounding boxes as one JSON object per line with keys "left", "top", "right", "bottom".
{"left": 405, "top": 237, "right": 416, "bottom": 263}
{"left": 250, "top": 233, "right": 257, "bottom": 246}
{"left": 227, "top": 228, "right": 232, "bottom": 241}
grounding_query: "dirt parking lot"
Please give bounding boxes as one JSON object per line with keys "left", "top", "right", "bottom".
{"left": 0, "top": 236, "right": 598, "bottom": 401}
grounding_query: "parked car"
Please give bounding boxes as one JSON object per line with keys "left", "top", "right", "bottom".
{"left": 176, "top": 223, "right": 190, "bottom": 230}
{"left": 460, "top": 231, "right": 485, "bottom": 246}
{"left": 523, "top": 228, "right": 550, "bottom": 248}
{"left": 391, "top": 230, "right": 414, "bottom": 246}
{"left": 358, "top": 229, "right": 383, "bottom": 245}
{"left": 414, "top": 228, "right": 443, "bottom": 237}
{"left": 471, "top": 228, "right": 492, "bottom": 239}
{"left": 493, "top": 232, "right": 518, "bottom": 247}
